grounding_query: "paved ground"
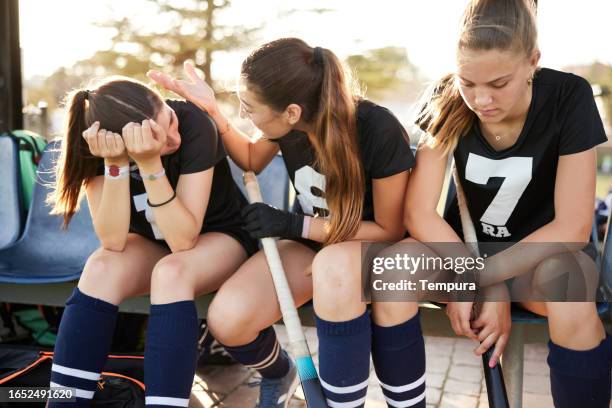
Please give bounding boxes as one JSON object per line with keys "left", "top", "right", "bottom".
{"left": 189, "top": 325, "right": 555, "bottom": 408}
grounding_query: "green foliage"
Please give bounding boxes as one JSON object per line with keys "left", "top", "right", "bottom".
{"left": 92, "top": 0, "right": 260, "bottom": 83}
{"left": 346, "top": 47, "right": 420, "bottom": 97}
{"left": 25, "top": 0, "right": 260, "bottom": 108}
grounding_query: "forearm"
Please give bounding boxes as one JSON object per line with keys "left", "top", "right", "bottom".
{"left": 481, "top": 219, "right": 591, "bottom": 287}
{"left": 94, "top": 160, "right": 131, "bottom": 251}
{"left": 209, "top": 110, "right": 276, "bottom": 173}
{"left": 407, "top": 209, "right": 474, "bottom": 256}
{"left": 305, "top": 217, "right": 404, "bottom": 243}
{"left": 139, "top": 158, "right": 200, "bottom": 251}
{"left": 209, "top": 111, "right": 253, "bottom": 171}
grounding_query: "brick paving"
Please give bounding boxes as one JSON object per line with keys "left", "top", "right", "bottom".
{"left": 189, "top": 326, "right": 555, "bottom": 408}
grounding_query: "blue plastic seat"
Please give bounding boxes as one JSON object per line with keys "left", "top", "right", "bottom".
{"left": 0, "top": 134, "right": 24, "bottom": 250}
{"left": 0, "top": 140, "right": 100, "bottom": 283}
{"left": 229, "top": 155, "right": 291, "bottom": 211}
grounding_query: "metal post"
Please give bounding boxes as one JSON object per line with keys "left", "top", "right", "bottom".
{"left": 0, "top": 0, "right": 23, "bottom": 133}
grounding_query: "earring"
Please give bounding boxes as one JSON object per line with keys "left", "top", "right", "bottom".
{"left": 527, "top": 73, "right": 534, "bottom": 85}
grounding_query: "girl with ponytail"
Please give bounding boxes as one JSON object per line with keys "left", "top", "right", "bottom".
{"left": 48, "top": 77, "right": 258, "bottom": 407}
{"left": 150, "top": 38, "right": 420, "bottom": 407}
{"left": 403, "top": 0, "right": 611, "bottom": 406}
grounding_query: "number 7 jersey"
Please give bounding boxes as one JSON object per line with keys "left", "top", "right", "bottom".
{"left": 450, "top": 68, "right": 607, "bottom": 242}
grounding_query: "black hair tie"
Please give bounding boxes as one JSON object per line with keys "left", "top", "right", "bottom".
{"left": 313, "top": 47, "right": 324, "bottom": 67}
{"left": 83, "top": 90, "right": 91, "bottom": 100}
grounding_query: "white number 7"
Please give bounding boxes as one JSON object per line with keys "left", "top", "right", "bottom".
{"left": 464, "top": 153, "right": 532, "bottom": 232}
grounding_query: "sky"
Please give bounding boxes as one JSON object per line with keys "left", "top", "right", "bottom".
{"left": 18, "top": 0, "right": 612, "bottom": 81}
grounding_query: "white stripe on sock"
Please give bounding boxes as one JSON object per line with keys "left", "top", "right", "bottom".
{"left": 50, "top": 382, "right": 95, "bottom": 399}
{"left": 248, "top": 341, "right": 280, "bottom": 370}
{"left": 326, "top": 396, "right": 368, "bottom": 408}
{"left": 51, "top": 363, "right": 100, "bottom": 381}
{"left": 379, "top": 373, "right": 426, "bottom": 393}
{"left": 145, "top": 396, "right": 190, "bottom": 407}
{"left": 320, "top": 377, "right": 369, "bottom": 394}
{"left": 384, "top": 390, "right": 426, "bottom": 407}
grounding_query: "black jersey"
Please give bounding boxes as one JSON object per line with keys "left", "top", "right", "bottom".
{"left": 275, "top": 99, "right": 415, "bottom": 222}
{"left": 447, "top": 68, "right": 607, "bottom": 243}
{"left": 98, "top": 100, "right": 248, "bottom": 242}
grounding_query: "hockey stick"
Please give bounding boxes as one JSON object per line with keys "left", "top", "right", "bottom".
{"left": 452, "top": 166, "right": 509, "bottom": 408}
{"left": 243, "top": 172, "right": 328, "bottom": 408}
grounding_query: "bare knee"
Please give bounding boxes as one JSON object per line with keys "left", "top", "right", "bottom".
{"left": 150, "top": 258, "right": 193, "bottom": 303}
{"left": 547, "top": 302, "right": 605, "bottom": 349}
{"left": 532, "top": 253, "right": 595, "bottom": 301}
{"left": 372, "top": 302, "right": 419, "bottom": 327}
{"left": 79, "top": 250, "right": 131, "bottom": 304}
{"left": 312, "top": 242, "right": 364, "bottom": 320}
{"left": 207, "top": 290, "right": 260, "bottom": 346}
{"left": 532, "top": 254, "right": 566, "bottom": 284}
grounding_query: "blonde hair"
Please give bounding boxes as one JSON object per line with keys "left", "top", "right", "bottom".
{"left": 417, "top": 0, "right": 538, "bottom": 153}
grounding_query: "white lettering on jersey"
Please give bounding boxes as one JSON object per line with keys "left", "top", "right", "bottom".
{"left": 294, "top": 165, "right": 329, "bottom": 216}
{"left": 464, "top": 153, "right": 533, "bottom": 237}
{"left": 481, "top": 222, "right": 511, "bottom": 238}
{"left": 133, "top": 193, "right": 164, "bottom": 240}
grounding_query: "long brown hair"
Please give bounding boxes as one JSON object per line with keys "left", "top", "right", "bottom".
{"left": 241, "top": 38, "right": 364, "bottom": 245}
{"left": 417, "top": 0, "right": 538, "bottom": 153}
{"left": 50, "top": 77, "right": 164, "bottom": 227}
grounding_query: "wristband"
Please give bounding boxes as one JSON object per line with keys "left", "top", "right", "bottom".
{"left": 139, "top": 168, "right": 166, "bottom": 181}
{"left": 147, "top": 190, "right": 177, "bottom": 208}
{"left": 104, "top": 164, "right": 129, "bottom": 180}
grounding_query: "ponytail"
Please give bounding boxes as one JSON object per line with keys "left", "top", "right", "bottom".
{"left": 241, "top": 38, "right": 364, "bottom": 245}
{"left": 312, "top": 48, "right": 364, "bottom": 245}
{"left": 49, "top": 89, "right": 100, "bottom": 228}
{"left": 416, "top": 74, "right": 475, "bottom": 154}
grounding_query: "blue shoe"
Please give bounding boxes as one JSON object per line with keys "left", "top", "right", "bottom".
{"left": 255, "top": 355, "right": 299, "bottom": 408}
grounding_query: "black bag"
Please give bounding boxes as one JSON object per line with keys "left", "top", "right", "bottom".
{"left": 0, "top": 346, "right": 144, "bottom": 408}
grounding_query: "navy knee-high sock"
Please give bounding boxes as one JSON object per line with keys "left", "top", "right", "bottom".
{"left": 223, "top": 326, "right": 291, "bottom": 379}
{"left": 372, "top": 312, "right": 426, "bottom": 408}
{"left": 547, "top": 333, "right": 612, "bottom": 408}
{"left": 316, "top": 311, "right": 371, "bottom": 408}
{"left": 144, "top": 301, "right": 199, "bottom": 408}
{"left": 48, "top": 287, "right": 118, "bottom": 408}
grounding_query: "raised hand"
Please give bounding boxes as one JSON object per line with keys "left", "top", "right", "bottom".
{"left": 148, "top": 61, "right": 219, "bottom": 115}
{"left": 82, "top": 121, "right": 127, "bottom": 161}
{"left": 123, "top": 119, "right": 167, "bottom": 165}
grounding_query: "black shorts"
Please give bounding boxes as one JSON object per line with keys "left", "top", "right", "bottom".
{"left": 143, "top": 226, "right": 258, "bottom": 257}
{"left": 205, "top": 226, "right": 259, "bottom": 257}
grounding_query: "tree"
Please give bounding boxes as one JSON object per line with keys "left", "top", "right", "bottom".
{"left": 565, "top": 62, "right": 612, "bottom": 127}
{"left": 85, "top": 0, "right": 260, "bottom": 86}
{"left": 346, "top": 47, "right": 420, "bottom": 98}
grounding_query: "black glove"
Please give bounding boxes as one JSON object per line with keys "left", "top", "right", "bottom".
{"left": 241, "top": 202, "right": 304, "bottom": 239}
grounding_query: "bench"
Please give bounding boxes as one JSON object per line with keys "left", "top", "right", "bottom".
{"left": 0, "top": 140, "right": 290, "bottom": 317}
{"left": 0, "top": 140, "right": 610, "bottom": 408}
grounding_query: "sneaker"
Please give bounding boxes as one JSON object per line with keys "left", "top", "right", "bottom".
{"left": 255, "top": 355, "right": 299, "bottom": 408}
